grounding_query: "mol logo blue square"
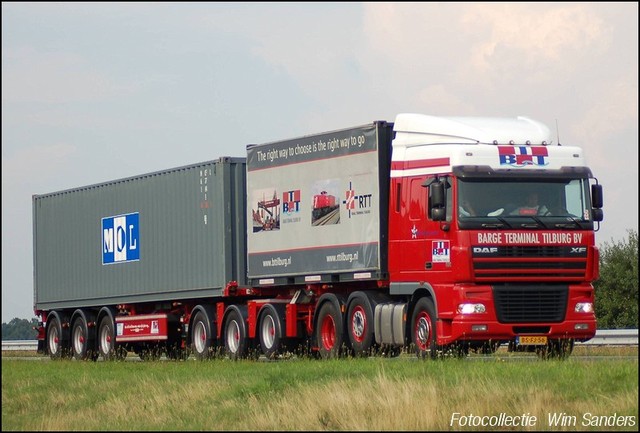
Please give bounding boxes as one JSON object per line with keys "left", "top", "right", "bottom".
{"left": 102, "top": 212, "right": 140, "bottom": 265}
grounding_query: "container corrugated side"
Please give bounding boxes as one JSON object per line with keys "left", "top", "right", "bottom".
{"left": 33, "top": 157, "right": 246, "bottom": 311}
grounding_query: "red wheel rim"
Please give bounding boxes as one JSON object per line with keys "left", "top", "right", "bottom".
{"left": 320, "top": 314, "right": 336, "bottom": 350}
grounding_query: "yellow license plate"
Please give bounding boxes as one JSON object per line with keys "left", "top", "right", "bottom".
{"left": 516, "top": 336, "right": 548, "bottom": 345}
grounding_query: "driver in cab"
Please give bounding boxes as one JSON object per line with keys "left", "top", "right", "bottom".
{"left": 509, "top": 192, "right": 550, "bottom": 216}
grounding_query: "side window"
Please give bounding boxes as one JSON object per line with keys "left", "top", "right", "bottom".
{"left": 409, "top": 178, "right": 425, "bottom": 221}
{"left": 445, "top": 181, "right": 452, "bottom": 221}
{"left": 565, "top": 180, "right": 586, "bottom": 218}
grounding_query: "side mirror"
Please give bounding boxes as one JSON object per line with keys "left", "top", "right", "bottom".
{"left": 429, "top": 181, "right": 446, "bottom": 221}
{"left": 432, "top": 207, "right": 446, "bottom": 221}
{"left": 592, "top": 208, "right": 604, "bottom": 222}
{"left": 430, "top": 182, "right": 445, "bottom": 208}
{"left": 591, "top": 184, "right": 603, "bottom": 209}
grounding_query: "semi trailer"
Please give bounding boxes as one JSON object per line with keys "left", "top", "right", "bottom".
{"left": 33, "top": 113, "right": 604, "bottom": 361}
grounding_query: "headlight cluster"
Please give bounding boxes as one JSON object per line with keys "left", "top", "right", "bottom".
{"left": 457, "top": 303, "right": 486, "bottom": 314}
{"left": 574, "top": 302, "right": 594, "bottom": 313}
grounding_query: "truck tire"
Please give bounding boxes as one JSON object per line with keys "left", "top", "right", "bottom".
{"left": 47, "top": 316, "right": 69, "bottom": 360}
{"left": 259, "top": 304, "right": 285, "bottom": 359}
{"left": 71, "top": 314, "right": 97, "bottom": 361}
{"left": 411, "top": 297, "right": 437, "bottom": 359}
{"left": 316, "top": 301, "right": 345, "bottom": 359}
{"left": 346, "top": 293, "right": 375, "bottom": 357}
{"left": 224, "top": 308, "right": 249, "bottom": 360}
{"left": 98, "top": 315, "right": 126, "bottom": 361}
{"left": 191, "top": 310, "right": 216, "bottom": 360}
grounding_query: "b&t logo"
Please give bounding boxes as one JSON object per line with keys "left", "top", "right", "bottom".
{"left": 102, "top": 212, "right": 140, "bottom": 264}
{"left": 282, "top": 190, "right": 301, "bottom": 214}
{"left": 498, "top": 146, "right": 548, "bottom": 167}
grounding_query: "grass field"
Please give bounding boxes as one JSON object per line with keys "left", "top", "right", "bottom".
{"left": 2, "top": 347, "right": 638, "bottom": 431}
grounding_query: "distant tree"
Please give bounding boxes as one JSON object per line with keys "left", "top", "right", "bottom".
{"left": 1, "top": 318, "right": 39, "bottom": 340}
{"left": 594, "top": 229, "right": 638, "bottom": 329}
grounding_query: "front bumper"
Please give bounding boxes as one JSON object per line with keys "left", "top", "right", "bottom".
{"left": 440, "top": 317, "right": 596, "bottom": 345}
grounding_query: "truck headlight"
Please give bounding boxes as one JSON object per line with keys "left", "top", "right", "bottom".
{"left": 457, "top": 303, "right": 486, "bottom": 314}
{"left": 575, "top": 302, "right": 594, "bottom": 313}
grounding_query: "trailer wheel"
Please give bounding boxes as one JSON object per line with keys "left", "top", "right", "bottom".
{"left": 47, "top": 316, "right": 68, "bottom": 360}
{"left": 71, "top": 315, "right": 97, "bottom": 361}
{"left": 316, "top": 301, "right": 345, "bottom": 359}
{"left": 98, "top": 315, "right": 126, "bottom": 361}
{"left": 411, "top": 297, "right": 437, "bottom": 359}
{"left": 191, "top": 311, "right": 215, "bottom": 360}
{"left": 224, "top": 309, "right": 249, "bottom": 360}
{"left": 347, "top": 294, "right": 375, "bottom": 357}
{"left": 259, "top": 304, "right": 285, "bottom": 359}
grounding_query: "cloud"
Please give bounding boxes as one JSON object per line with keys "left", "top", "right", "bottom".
{"left": 415, "top": 84, "right": 476, "bottom": 115}
{"left": 1, "top": 142, "right": 76, "bottom": 190}
{"left": 358, "top": 3, "right": 614, "bottom": 111}
{"left": 244, "top": 8, "right": 362, "bottom": 99}
{"left": 1, "top": 47, "right": 124, "bottom": 104}
{"left": 462, "top": 3, "right": 611, "bottom": 77}
{"left": 572, "top": 70, "right": 638, "bottom": 145}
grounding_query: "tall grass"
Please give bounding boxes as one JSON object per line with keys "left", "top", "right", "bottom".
{"left": 2, "top": 356, "right": 638, "bottom": 431}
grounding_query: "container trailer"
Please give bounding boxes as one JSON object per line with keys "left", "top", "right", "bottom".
{"left": 33, "top": 113, "right": 603, "bottom": 361}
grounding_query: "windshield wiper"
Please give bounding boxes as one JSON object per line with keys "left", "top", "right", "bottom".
{"left": 482, "top": 217, "right": 513, "bottom": 229}
{"left": 521, "top": 216, "right": 550, "bottom": 229}
{"left": 554, "top": 216, "right": 586, "bottom": 229}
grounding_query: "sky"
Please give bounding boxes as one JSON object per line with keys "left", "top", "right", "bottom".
{"left": 2, "top": 2, "right": 638, "bottom": 322}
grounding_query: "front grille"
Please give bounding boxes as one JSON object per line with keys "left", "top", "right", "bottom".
{"left": 472, "top": 245, "right": 587, "bottom": 281}
{"left": 495, "top": 245, "right": 584, "bottom": 258}
{"left": 493, "top": 285, "right": 568, "bottom": 323}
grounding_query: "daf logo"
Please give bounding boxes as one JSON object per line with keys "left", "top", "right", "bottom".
{"left": 570, "top": 247, "right": 587, "bottom": 254}
{"left": 473, "top": 247, "right": 499, "bottom": 254}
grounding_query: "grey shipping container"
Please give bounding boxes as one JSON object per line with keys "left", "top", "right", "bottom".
{"left": 33, "top": 157, "right": 246, "bottom": 311}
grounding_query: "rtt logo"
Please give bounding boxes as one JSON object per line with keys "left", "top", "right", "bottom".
{"left": 343, "top": 181, "right": 372, "bottom": 218}
{"left": 498, "top": 146, "right": 549, "bottom": 167}
{"left": 102, "top": 212, "right": 140, "bottom": 265}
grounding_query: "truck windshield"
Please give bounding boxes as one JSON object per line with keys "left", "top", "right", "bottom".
{"left": 457, "top": 178, "right": 593, "bottom": 228}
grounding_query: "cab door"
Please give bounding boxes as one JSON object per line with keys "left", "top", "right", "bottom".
{"left": 388, "top": 175, "right": 430, "bottom": 281}
{"left": 422, "top": 175, "right": 454, "bottom": 285}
